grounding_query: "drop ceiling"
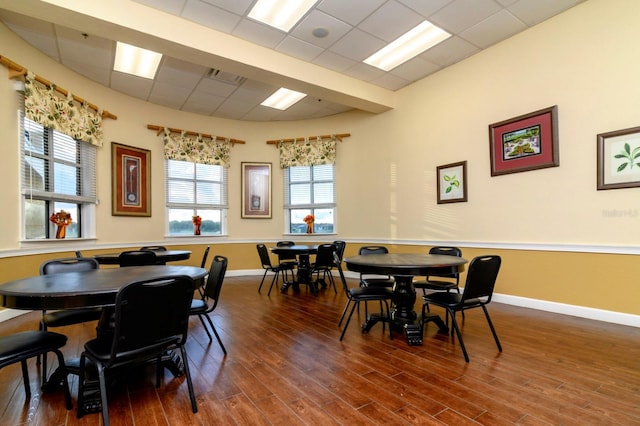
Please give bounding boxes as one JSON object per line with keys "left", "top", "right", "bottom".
{"left": 0, "top": 0, "right": 585, "bottom": 121}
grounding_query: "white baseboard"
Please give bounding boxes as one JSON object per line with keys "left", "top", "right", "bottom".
{"left": 0, "top": 309, "right": 30, "bottom": 322}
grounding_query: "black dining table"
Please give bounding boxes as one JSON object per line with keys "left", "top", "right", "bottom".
{"left": 344, "top": 253, "right": 467, "bottom": 343}
{"left": 92, "top": 249, "right": 191, "bottom": 265}
{"left": 0, "top": 265, "right": 207, "bottom": 400}
{"left": 270, "top": 245, "right": 318, "bottom": 293}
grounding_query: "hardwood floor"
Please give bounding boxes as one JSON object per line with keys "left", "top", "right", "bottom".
{"left": 1, "top": 274, "right": 639, "bottom": 425}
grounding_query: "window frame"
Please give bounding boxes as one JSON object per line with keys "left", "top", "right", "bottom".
{"left": 284, "top": 163, "right": 336, "bottom": 235}
{"left": 165, "top": 159, "right": 228, "bottom": 236}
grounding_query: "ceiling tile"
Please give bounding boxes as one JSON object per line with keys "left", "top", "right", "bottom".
{"left": 290, "top": 9, "right": 352, "bottom": 49}
{"left": 200, "top": 0, "right": 253, "bottom": 16}
{"left": 508, "top": 0, "right": 585, "bottom": 26}
{"left": 195, "top": 77, "right": 238, "bottom": 97}
{"left": 133, "top": 0, "right": 187, "bottom": 15}
{"left": 371, "top": 73, "right": 411, "bottom": 90}
{"left": 317, "top": 0, "right": 386, "bottom": 26}
{"left": 110, "top": 71, "right": 154, "bottom": 100}
{"left": 419, "top": 35, "right": 479, "bottom": 67}
{"left": 342, "top": 62, "right": 385, "bottom": 82}
{"left": 460, "top": 9, "right": 527, "bottom": 49}
{"left": 148, "top": 82, "right": 191, "bottom": 108}
{"left": 182, "top": 91, "right": 226, "bottom": 115}
{"left": 232, "top": 18, "right": 287, "bottom": 49}
{"left": 312, "top": 50, "right": 357, "bottom": 72}
{"left": 181, "top": 0, "right": 242, "bottom": 33}
{"left": 276, "top": 36, "right": 324, "bottom": 62}
{"left": 429, "top": 0, "right": 502, "bottom": 34}
{"left": 328, "top": 28, "right": 385, "bottom": 62}
{"left": 390, "top": 56, "right": 440, "bottom": 82}
{"left": 358, "top": 0, "right": 424, "bottom": 42}
{"left": 154, "top": 57, "right": 207, "bottom": 90}
{"left": 397, "top": 0, "right": 454, "bottom": 17}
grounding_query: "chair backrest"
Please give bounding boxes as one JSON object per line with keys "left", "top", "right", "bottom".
{"left": 332, "top": 252, "right": 352, "bottom": 300}
{"left": 276, "top": 241, "right": 296, "bottom": 262}
{"left": 202, "top": 255, "right": 228, "bottom": 310}
{"left": 200, "top": 246, "right": 211, "bottom": 269}
{"left": 256, "top": 244, "right": 273, "bottom": 268}
{"left": 358, "top": 246, "right": 391, "bottom": 280}
{"left": 40, "top": 257, "right": 99, "bottom": 275}
{"left": 140, "top": 246, "right": 167, "bottom": 251}
{"left": 118, "top": 250, "right": 158, "bottom": 267}
{"left": 427, "top": 246, "right": 462, "bottom": 280}
{"left": 314, "top": 243, "right": 337, "bottom": 268}
{"left": 333, "top": 241, "right": 346, "bottom": 261}
{"left": 461, "top": 255, "right": 501, "bottom": 302}
{"left": 108, "top": 275, "right": 195, "bottom": 361}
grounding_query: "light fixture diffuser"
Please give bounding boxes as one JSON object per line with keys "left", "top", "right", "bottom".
{"left": 261, "top": 88, "right": 307, "bottom": 110}
{"left": 114, "top": 42, "right": 162, "bottom": 79}
{"left": 364, "top": 21, "right": 451, "bottom": 71}
{"left": 248, "top": 0, "right": 317, "bottom": 32}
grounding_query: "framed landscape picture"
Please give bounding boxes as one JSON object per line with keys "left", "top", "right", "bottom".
{"left": 489, "top": 106, "right": 559, "bottom": 176}
{"left": 111, "top": 142, "right": 151, "bottom": 216}
{"left": 597, "top": 125, "right": 640, "bottom": 190}
{"left": 241, "top": 162, "right": 271, "bottom": 218}
{"left": 437, "top": 161, "right": 467, "bottom": 204}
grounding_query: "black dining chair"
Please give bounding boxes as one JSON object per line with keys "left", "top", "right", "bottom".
{"left": 190, "top": 255, "right": 228, "bottom": 354}
{"left": 421, "top": 255, "right": 502, "bottom": 362}
{"left": 357, "top": 246, "right": 395, "bottom": 288}
{"left": 77, "top": 275, "right": 198, "bottom": 424}
{"left": 334, "top": 252, "right": 393, "bottom": 341}
{"left": 0, "top": 330, "right": 72, "bottom": 409}
{"left": 118, "top": 250, "right": 158, "bottom": 267}
{"left": 140, "top": 245, "right": 167, "bottom": 251}
{"left": 256, "top": 244, "right": 296, "bottom": 296}
{"left": 413, "top": 246, "right": 462, "bottom": 295}
{"left": 39, "top": 257, "right": 102, "bottom": 383}
{"left": 333, "top": 240, "right": 347, "bottom": 262}
{"left": 276, "top": 241, "right": 298, "bottom": 283}
{"left": 310, "top": 243, "right": 338, "bottom": 294}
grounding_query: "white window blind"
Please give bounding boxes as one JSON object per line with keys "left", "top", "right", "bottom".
{"left": 284, "top": 164, "right": 335, "bottom": 234}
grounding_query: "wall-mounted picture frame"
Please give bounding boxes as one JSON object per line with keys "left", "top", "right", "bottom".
{"left": 241, "top": 162, "right": 271, "bottom": 218}
{"left": 111, "top": 142, "right": 151, "bottom": 216}
{"left": 489, "top": 105, "right": 559, "bottom": 176}
{"left": 597, "top": 125, "right": 640, "bottom": 190}
{"left": 437, "top": 161, "right": 468, "bottom": 204}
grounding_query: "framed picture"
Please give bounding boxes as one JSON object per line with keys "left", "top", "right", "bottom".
{"left": 597, "top": 125, "right": 640, "bottom": 190}
{"left": 241, "top": 162, "right": 271, "bottom": 218}
{"left": 437, "top": 161, "right": 468, "bottom": 204}
{"left": 489, "top": 105, "right": 559, "bottom": 176}
{"left": 111, "top": 142, "right": 151, "bottom": 216}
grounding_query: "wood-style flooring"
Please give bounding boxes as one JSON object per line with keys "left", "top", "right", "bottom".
{"left": 0, "top": 274, "right": 639, "bottom": 425}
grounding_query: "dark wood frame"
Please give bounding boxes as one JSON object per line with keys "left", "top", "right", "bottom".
{"left": 489, "top": 105, "right": 559, "bottom": 176}
{"left": 437, "top": 160, "right": 468, "bottom": 204}
{"left": 241, "top": 162, "right": 271, "bottom": 218}
{"left": 111, "top": 142, "right": 151, "bottom": 216}
{"left": 597, "top": 125, "right": 640, "bottom": 190}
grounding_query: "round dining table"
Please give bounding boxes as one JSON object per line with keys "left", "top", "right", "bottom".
{"left": 270, "top": 245, "right": 318, "bottom": 293}
{"left": 344, "top": 253, "right": 467, "bottom": 342}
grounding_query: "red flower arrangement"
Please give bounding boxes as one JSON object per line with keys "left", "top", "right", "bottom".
{"left": 303, "top": 214, "right": 314, "bottom": 224}
{"left": 192, "top": 215, "right": 202, "bottom": 226}
{"left": 49, "top": 210, "right": 72, "bottom": 226}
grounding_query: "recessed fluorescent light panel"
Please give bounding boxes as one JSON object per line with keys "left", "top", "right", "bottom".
{"left": 364, "top": 21, "right": 451, "bottom": 71}
{"left": 261, "top": 88, "right": 307, "bottom": 110}
{"left": 248, "top": 0, "right": 317, "bottom": 32}
{"left": 114, "top": 42, "right": 162, "bottom": 79}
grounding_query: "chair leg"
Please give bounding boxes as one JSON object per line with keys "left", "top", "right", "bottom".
{"left": 384, "top": 300, "right": 393, "bottom": 340}
{"left": 340, "top": 302, "right": 359, "bottom": 341}
{"left": 180, "top": 345, "right": 198, "bottom": 413}
{"left": 96, "top": 363, "right": 110, "bottom": 426}
{"left": 481, "top": 305, "right": 502, "bottom": 352}
{"left": 258, "top": 271, "right": 269, "bottom": 293}
{"left": 204, "top": 314, "right": 227, "bottom": 355}
{"left": 20, "top": 360, "right": 30, "bottom": 397}
{"left": 198, "top": 315, "right": 213, "bottom": 341}
{"left": 448, "top": 308, "right": 469, "bottom": 362}
{"left": 77, "top": 355, "right": 86, "bottom": 418}
{"left": 267, "top": 271, "right": 280, "bottom": 296}
{"left": 338, "top": 300, "right": 352, "bottom": 326}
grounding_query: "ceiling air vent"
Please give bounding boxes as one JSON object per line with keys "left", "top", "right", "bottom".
{"left": 207, "top": 68, "right": 246, "bottom": 86}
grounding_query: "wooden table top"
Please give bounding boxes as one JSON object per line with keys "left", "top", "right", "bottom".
{"left": 344, "top": 253, "right": 467, "bottom": 276}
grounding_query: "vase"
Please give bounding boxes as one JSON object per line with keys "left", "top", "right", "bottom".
{"left": 55, "top": 225, "right": 66, "bottom": 239}
{"left": 194, "top": 224, "right": 201, "bottom": 235}
{"left": 306, "top": 222, "right": 313, "bottom": 234}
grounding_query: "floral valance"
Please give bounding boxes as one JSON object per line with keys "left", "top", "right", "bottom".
{"left": 163, "top": 128, "right": 231, "bottom": 167}
{"left": 24, "top": 72, "right": 103, "bottom": 146}
{"left": 278, "top": 136, "right": 337, "bottom": 168}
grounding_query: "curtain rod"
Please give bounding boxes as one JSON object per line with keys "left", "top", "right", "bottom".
{"left": 266, "top": 133, "right": 350, "bottom": 145}
{"left": 147, "top": 124, "right": 245, "bottom": 145}
{"left": 0, "top": 55, "right": 117, "bottom": 120}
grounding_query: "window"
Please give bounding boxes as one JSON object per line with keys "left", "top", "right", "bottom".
{"left": 166, "top": 159, "right": 227, "bottom": 235}
{"left": 284, "top": 164, "right": 335, "bottom": 234}
{"left": 21, "top": 117, "right": 97, "bottom": 239}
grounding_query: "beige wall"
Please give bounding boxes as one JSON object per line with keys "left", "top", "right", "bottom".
{"left": 1, "top": 0, "right": 639, "bottom": 318}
